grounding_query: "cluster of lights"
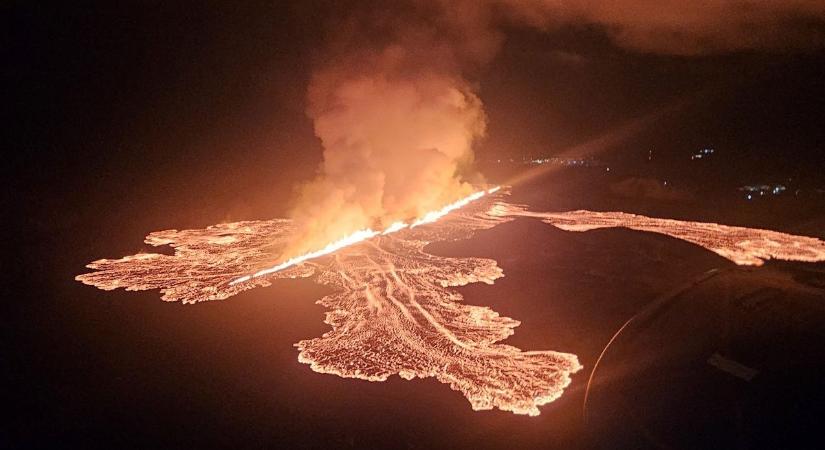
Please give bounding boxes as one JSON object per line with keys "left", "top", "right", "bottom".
{"left": 739, "top": 184, "right": 787, "bottom": 200}
{"left": 523, "top": 156, "right": 600, "bottom": 167}
{"left": 690, "top": 147, "right": 715, "bottom": 160}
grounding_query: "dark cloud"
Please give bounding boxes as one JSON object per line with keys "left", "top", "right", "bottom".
{"left": 498, "top": 0, "right": 825, "bottom": 54}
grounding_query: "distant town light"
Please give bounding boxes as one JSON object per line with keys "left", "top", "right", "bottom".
{"left": 691, "top": 147, "right": 715, "bottom": 160}
{"left": 520, "top": 155, "right": 603, "bottom": 167}
{"left": 739, "top": 183, "right": 787, "bottom": 199}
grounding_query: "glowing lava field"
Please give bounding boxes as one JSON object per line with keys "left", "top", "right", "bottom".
{"left": 77, "top": 190, "right": 825, "bottom": 415}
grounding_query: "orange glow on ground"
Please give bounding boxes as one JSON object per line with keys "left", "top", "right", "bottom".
{"left": 76, "top": 190, "right": 825, "bottom": 416}
{"left": 76, "top": 188, "right": 583, "bottom": 416}
{"left": 502, "top": 206, "right": 825, "bottom": 266}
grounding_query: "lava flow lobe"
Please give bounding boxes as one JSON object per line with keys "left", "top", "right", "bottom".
{"left": 77, "top": 191, "right": 582, "bottom": 416}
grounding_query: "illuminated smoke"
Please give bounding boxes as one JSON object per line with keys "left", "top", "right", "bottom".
{"left": 286, "top": 1, "right": 500, "bottom": 257}
{"left": 287, "top": 0, "right": 825, "bottom": 258}
{"left": 230, "top": 187, "right": 497, "bottom": 285}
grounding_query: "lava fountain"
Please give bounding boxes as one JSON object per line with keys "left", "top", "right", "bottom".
{"left": 76, "top": 189, "right": 825, "bottom": 415}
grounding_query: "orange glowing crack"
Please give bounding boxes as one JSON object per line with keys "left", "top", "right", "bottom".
{"left": 230, "top": 187, "right": 501, "bottom": 285}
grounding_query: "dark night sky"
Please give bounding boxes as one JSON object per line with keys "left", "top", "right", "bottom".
{"left": 9, "top": 2, "right": 825, "bottom": 221}
{"left": 5, "top": 2, "right": 825, "bottom": 448}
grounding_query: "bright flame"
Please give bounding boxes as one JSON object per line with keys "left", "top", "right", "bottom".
{"left": 382, "top": 221, "right": 408, "bottom": 235}
{"left": 243, "top": 228, "right": 380, "bottom": 282}
{"left": 229, "top": 187, "right": 499, "bottom": 285}
{"left": 410, "top": 189, "right": 487, "bottom": 228}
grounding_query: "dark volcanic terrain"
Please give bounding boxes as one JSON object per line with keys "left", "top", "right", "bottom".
{"left": 7, "top": 171, "right": 825, "bottom": 449}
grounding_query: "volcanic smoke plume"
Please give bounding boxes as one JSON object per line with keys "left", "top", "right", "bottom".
{"left": 286, "top": 2, "right": 498, "bottom": 257}
{"left": 287, "top": 0, "right": 825, "bottom": 257}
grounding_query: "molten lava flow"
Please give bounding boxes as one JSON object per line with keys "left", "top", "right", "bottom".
{"left": 501, "top": 205, "right": 825, "bottom": 266}
{"left": 76, "top": 191, "right": 825, "bottom": 416}
{"left": 77, "top": 188, "right": 583, "bottom": 415}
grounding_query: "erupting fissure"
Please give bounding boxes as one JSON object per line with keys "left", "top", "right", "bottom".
{"left": 230, "top": 187, "right": 501, "bottom": 286}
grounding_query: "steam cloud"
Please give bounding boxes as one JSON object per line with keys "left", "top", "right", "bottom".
{"left": 286, "top": 1, "right": 500, "bottom": 255}
{"left": 287, "top": 0, "right": 825, "bottom": 256}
